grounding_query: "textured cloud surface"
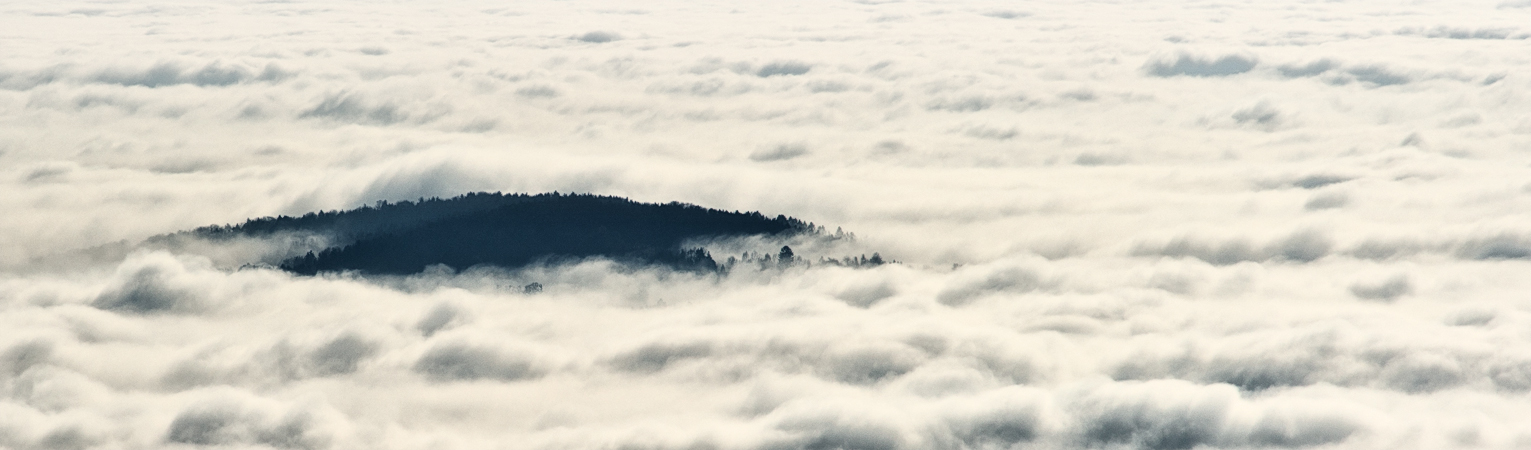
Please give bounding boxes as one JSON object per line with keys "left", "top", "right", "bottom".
{"left": 4, "top": 0, "right": 1531, "bottom": 449}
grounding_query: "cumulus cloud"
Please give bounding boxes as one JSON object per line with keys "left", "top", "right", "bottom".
{"left": 755, "top": 61, "right": 812, "bottom": 78}
{"left": 6, "top": 0, "right": 1531, "bottom": 448}
{"left": 607, "top": 340, "right": 715, "bottom": 374}
{"left": 1304, "top": 191, "right": 1349, "bottom": 210}
{"left": 163, "top": 392, "right": 344, "bottom": 449}
{"left": 1071, "top": 381, "right": 1362, "bottom": 449}
{"left": 412, "top": 340, "right": 547, "bottom": 382}
{"left": 1144, "top": 52, "right": 1258, "bottom": 77}
{"left": 304, "top": 333, "right": 381, "bottom": 376}
{"left": 749, "top": 143, "right": 810, "bottom": 162}
{"left": 1230, "top": 101, "right": 1285, "bottom": 131}
{"left": 832, "top": 276, "right": 898, "bottom": 308}
{"left": 936, "top": 262, "right": 1049, "bottom": 306}
{"left": 415, "top": 301, "right": 467, "bottom": 337}
{"left": 299, "top": 90, "right": 448, "bottom": 126}
{"left": 90, "top": 252, "right": 210, "bottom": 314}
{"left": 91, "top": 61, "right": 260, "bottom": 88}
{"left": 0, "top": 60, "right": 290, "bottom": 91}
{"left": 1349, "top": 274, "right": 1412, "bottom": 301}
{"left": 1394, "top": 26, "right": 1528, "bottom": 40}
{"left": 574, "top": 31, "right": 622, "bottom": 43}
{"left": 1132, "top": 230, "right": 1334, "bottom": 266}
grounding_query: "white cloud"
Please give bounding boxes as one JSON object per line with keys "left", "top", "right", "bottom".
{"left": 5, "top": 0, "right": 1531, "bottom": 448}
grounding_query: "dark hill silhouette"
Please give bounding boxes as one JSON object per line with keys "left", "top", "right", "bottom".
{"left": 224, "top": 192, "right": 818, "bottom": 275}
{"left": 179, "top": 191, "right": 550, "bottom": 245}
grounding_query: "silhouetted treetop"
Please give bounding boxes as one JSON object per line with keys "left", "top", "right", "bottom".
{"left": 183, "top": 192, "right": 556, "bottom": 244}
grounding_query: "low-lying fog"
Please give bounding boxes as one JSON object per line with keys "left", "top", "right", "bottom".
{"left": 4, "top": 0, "right": 1531, "bottom": 448}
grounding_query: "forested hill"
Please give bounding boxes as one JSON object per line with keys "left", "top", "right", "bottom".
{"left": 208, "top": 192, "right": 819, "bottom": 275}
{"left": 183, "top": 191, "right": 550, "bottom": 245}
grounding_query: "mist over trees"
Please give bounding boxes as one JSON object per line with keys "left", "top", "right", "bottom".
{"left": 721, "top": 246, "right": 890, "bottom": 273}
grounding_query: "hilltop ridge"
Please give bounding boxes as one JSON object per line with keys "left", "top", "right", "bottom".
{"left": 181, "top": 192, "right": 819, "bottom": 275}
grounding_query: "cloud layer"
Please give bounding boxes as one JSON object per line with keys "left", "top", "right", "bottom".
{"left": 4, "top": 0, "right": 1531, "bottom": 448}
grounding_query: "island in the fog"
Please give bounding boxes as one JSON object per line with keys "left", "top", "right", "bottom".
{"left": 180, "top": 192, "right": 883, "bottom": 275}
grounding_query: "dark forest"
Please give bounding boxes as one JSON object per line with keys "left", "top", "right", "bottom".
{"left": 186, "top": 192, "right": 820, "bottom": 275}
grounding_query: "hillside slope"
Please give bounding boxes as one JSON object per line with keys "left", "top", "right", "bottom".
{"left": 240, "top": 193, "right": 817, "bottom": 275}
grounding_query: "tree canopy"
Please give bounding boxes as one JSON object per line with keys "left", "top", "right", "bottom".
{"left": 224, "top": 192, "right": 819, "bottom": 275}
